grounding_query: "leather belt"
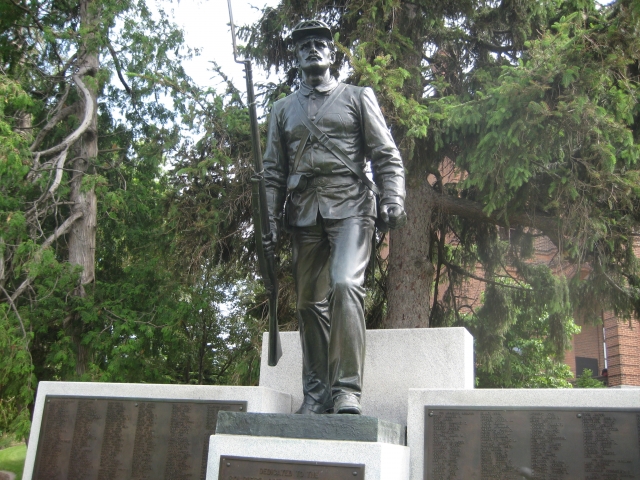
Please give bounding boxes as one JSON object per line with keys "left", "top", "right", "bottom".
{"left": 308, "top": 175, "right": 359, "bottom": 187}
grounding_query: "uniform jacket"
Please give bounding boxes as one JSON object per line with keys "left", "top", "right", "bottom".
{"left": 263, "top": 79, "right": 405, "bottom": 228}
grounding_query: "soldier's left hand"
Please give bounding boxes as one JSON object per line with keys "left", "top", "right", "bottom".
{"left": 380, "top": 203, "right": 407, "bottom": 229}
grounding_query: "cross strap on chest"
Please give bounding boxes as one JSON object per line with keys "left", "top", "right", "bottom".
{"left": 293, "top": 84, "right": 381, "bottom": 196}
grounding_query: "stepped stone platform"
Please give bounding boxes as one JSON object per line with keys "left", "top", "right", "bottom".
{"left": 22, "top": 381, "right": 291, "bottom": 480}
{"left": 216, "top": 411, "right": 405, "bottom": 445}
{"left": 408, "top": 388, "right": 640, "bottom": 480}
{"left": 260, "top": 327, "right": 474, "bottom": 425}
{"left": 208, "top": 435, "right": 410, "bottom": 480}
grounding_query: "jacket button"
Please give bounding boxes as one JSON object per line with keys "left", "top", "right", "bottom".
{"left": 313, "top": 144, "right": 319, "bottom": 149}
{"left": 310, "top": 116, "right": 316, "bottom": 121}
{"left": 313, "top": 168, "right": 322, "bottom": 175}
{"left": 311, "top": 95, "right": 317, "bottom": 100}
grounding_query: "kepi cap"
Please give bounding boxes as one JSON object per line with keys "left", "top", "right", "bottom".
{"left": 291, "top": 20, "right": 333, "bottom": 43}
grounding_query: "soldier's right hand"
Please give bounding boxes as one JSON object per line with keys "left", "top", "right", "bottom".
{"left": 380, "top": 203, "right": 407, "bottom": 230}
{"left": 262, "top": 230, "right": 277, "bottom": 257}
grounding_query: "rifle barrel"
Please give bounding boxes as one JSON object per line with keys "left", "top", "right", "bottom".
{"left": 227, "top": 0, "right": 282, "bottom": 366}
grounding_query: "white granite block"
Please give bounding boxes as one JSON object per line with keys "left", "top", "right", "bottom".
{"left": 207, "top": 434, "right": 410, "bottom": 480}
{"left": 260, "top": 328, "right": 474, "bottom": 425}
{"left": 407, "top": 388, "right": 640, "bottom": 480}
{"left": 23, "top": 382, "right": 291, "bottom": 480}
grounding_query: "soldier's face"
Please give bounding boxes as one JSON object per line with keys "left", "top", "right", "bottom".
{"left": 296, "top": 36, "right": 335, "bottom": 75}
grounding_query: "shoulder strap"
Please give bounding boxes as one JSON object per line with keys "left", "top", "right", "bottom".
{"left": 290, "top": 131, "right": 310, "bottom": 175}
{"left": 294, "top": 88, "right": 380, "bottom": 195}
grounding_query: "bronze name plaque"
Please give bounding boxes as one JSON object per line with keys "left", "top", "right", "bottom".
{"left": 33, "top": 395, "right": 246, "bottom": 480}
{"left": 218, "top": 456, "right": 364, "bottom": 480}
{"left": 424, "top": 406, "right": 640, "bottom": 480}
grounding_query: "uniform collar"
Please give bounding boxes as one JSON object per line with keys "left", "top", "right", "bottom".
{"left": 299, "top": 77, "right": 339, "bottom": 96}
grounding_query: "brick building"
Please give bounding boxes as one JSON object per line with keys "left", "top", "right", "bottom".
{"left": 568, "top": 312, "right": 640, "bottom": 387}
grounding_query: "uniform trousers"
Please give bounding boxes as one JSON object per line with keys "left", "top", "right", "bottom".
{"left": 291, "top": 213, "right": 375, "bottom": 407}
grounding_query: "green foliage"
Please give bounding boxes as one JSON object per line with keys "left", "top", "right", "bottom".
{"left": 469, "top": 298, "right": 578, "bottom": 388}
{"left": 0, "top": 0, "right": 269, "bottom": 439}
{"left": 0, "top": 77, "right": 36, "bottom": 441}
{"left": 0, "top": 78, "right": 31, "bottom": 208}
{"left": 576, "top": 368, "right": 606, "bottom": 388}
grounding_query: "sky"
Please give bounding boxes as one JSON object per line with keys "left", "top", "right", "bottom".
{"left": 159, "top": 0, "right": 612, "bottom": 92}
{"left": 164, "top": 0, "right": 281, "bottom": 89}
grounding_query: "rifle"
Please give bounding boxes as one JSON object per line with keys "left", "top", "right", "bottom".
{"left": 227, "top": 0, "right": 282, "bottom": 366}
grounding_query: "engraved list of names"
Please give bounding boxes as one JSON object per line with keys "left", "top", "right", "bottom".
{"left": 425, "top": 407, "right": 640, "bottom": 480}
{"left": 33, "top": 396, "right": 245, "bottom": 480}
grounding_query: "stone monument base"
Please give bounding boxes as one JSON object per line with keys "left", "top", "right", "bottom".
{"left": 216, "top": 412, "right": 405, "bottom": 445}
{"left": 22, "top": 382, "right": 291, "bottom": 480}
{"left": 208, "top": 412, "right": 409, "bottom": 480}
{"left": 207, "top": 435, "right": 410, "bottom": 480}
{"left": 259, "top": 328, "right": 474, "bottom": 425}
{"left": 408, "top": 388, "right": 640, "bottom": 480}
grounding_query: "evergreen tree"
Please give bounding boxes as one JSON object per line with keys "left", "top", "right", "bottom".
{"left": 0, "top": 0, "right": 260, "bottom": 439}
{"left": 238, "top": 0, "right": 640, "bottom": 384}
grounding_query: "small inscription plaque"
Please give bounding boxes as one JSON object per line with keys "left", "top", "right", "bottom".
{"left": 33, "top": 396, "right": 246, "bottom": 480}
{"left": 424, "top": 407, "right": 640, "bottom": 480}
{"left": 218, "top": 456, "right": 364, "bottom": 480}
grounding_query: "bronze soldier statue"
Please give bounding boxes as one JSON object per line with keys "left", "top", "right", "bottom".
{"left": 263, "top": 20, "right": 407, "bottom": 414}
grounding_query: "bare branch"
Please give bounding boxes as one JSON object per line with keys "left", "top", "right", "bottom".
{"left": 47, "top": 147, "right": 69, "bottom": 197}
{"left": 8, "top": 0, "right": 44, "bottom": 31}
{"left": 30, "top": 102, "right": 75, "bottom": 152}
{"left": 55, "top": 52, "right": 77, "bottom": 78}
{"left": 425, "top": 185, "right": 561, "bottom": 246}
{"left": 443, "top": 260, "right": 528, "bottom": 291}
{"left": 597, "top": 258, "right": 640, "bottom": 301}
{"left": 0, "top": 237, "right": 5, "bottom": 287}
{"left": 0, "top": 282, "right": 34, "bottom": 389}
{"left": 477, "top": 39, "right": 515, "bottom": 53}
{"left": 1, "top": 284, "right": 29, "bottom": 347}
{"left": 106, "top": 40, "right": 132, "bottom": 94}
{"left": 25, "top": 149, "right": 72, "bottom": 218}
{"left": 9, "top": 210, "right": 83, "bottom": 303}
{"left": 33, "top": 66, "right": 96, "bottom": 158}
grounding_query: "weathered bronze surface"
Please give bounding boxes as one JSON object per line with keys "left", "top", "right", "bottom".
{"left": 262, "top": 19, "right": 407, "bottom": 413}
{"left": 32, "top": 395, "right": 246, "bottom": 480}
{"left": 424, "top": 406, "right": 640, "bottom": 480}
{"left": 218, "top": 456, "right": 364, "bottom": 480}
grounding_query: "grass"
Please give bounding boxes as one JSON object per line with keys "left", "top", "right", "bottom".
{"left": 0, "top": 444, "right": 26, "bottom": 480}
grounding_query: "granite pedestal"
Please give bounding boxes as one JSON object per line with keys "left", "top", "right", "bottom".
{"left": 23, "top": 382, "right": 291, "bottom": 480}
{"left": 216, "top": 412, "right": 405, "bottom": 445}
{"left": 208, "top": 406, "right": 409, "bottom": 480}
{"left": 260, "top": 328, "right": 474, "bottom": 425}
{"left": 207, "top": 435, "right": 410, "bottom": 480}
{"left": 407, "top": 388, "right": 640, "bottom": 480}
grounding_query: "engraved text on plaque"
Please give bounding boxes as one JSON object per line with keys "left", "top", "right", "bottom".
{"left": 424, "top": 407, "right": 640, "bottom": 480}
{"left": 33, "top": 396, "right": 246, "bottom": 480}
{"left": 218, "top": 456, "right": 365, "bottom": 480}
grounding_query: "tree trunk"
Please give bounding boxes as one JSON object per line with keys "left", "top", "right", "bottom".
{"left": 67, "top": 0, "right": 98, "bottom": 377}
{"left": 385, "top": 175, "right": 434, "bottom": 328}
{"left": 384, "top": 4, "right": 434, "bottom": 328}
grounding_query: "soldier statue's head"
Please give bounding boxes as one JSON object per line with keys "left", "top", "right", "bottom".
{"left": 291, "top": 20, "right": 336, "bottom": 78}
